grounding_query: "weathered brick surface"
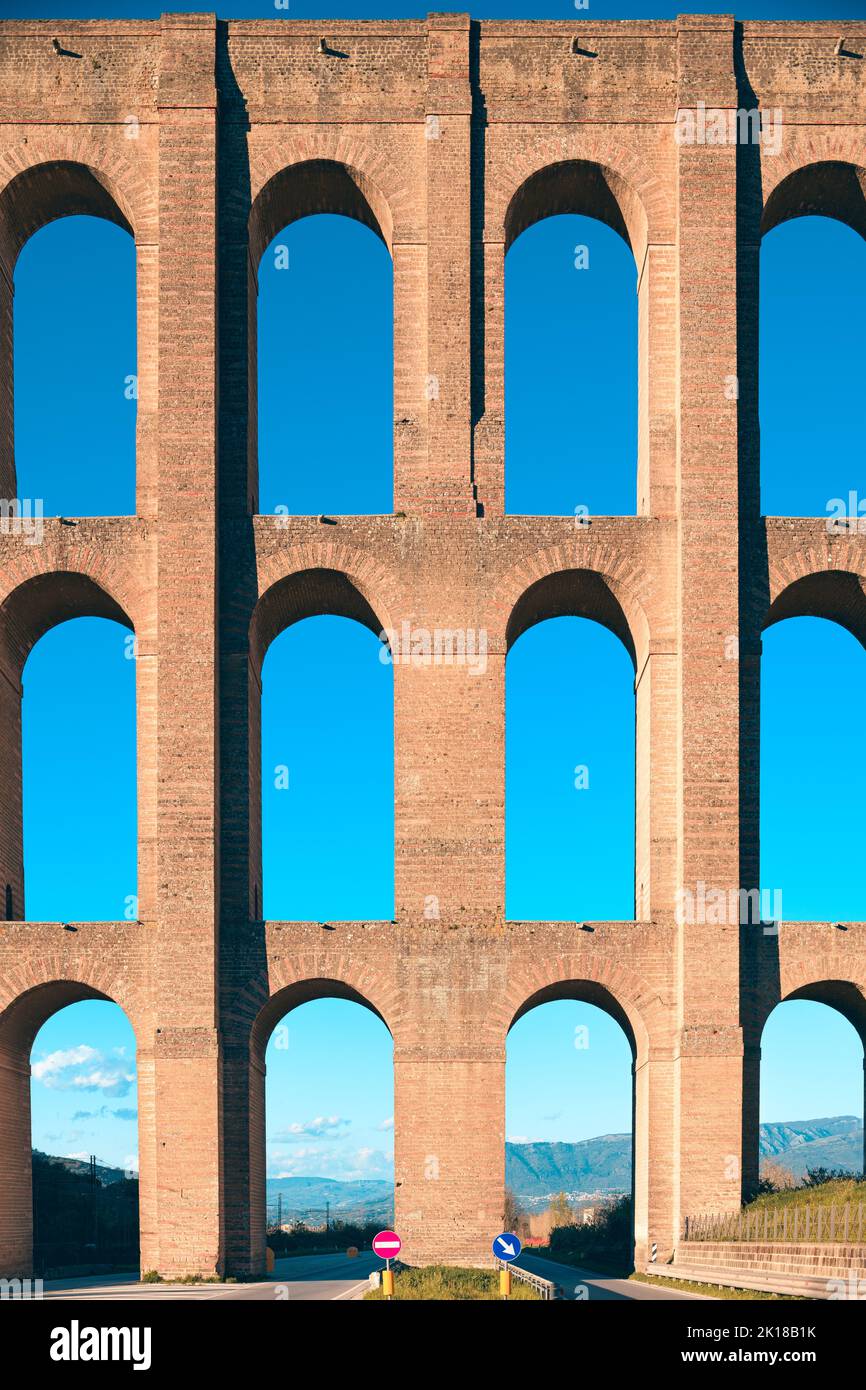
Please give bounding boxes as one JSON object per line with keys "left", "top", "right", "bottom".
{"left": 0, "top": 14, "right": 864, "bottom": 1277}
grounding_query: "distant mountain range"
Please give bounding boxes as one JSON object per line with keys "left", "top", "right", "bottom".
{"left": 505, "top": 1116, "right": 864, "bottom": 1206}
{"left": 264, "top": 1115, "right": 864, "bottom": 1219}
{"left": 38, "top": 1116, "right": 862, "bottom": 1220}
{"left": 34, "top": 1151, "right": 131, "bottom": 1185}
{"left": 506, "top": 1135, "right": 631, "bottom": 1205}
{"left": 265, "top": 1176, "right": 393, "bottom": 1222}
{"left": 758, "top": 1116, "right": 863, "bottom": 1177}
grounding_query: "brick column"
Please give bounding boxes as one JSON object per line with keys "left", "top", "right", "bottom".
{"left": 674, "top": 13, "right": 744, "bottom": 1229}
{"left": 639, "top": 245, "right": 678, "bottom": 518}
{"left": 0, "top": 257, "right": 14, "bottom": 500}
{"left": 637, "top": 641, "right": 678, "bottom": 921}
{"left": 135, "top": 240, "right": 160, "bottom": 520}
{"left": 0, "top": 1043, "right": 31, "bottom": 1275}
{"left": 410, "top": 12, "right": 475, "bottom": 517}
{"left": 394, "top": 939, "right": 505, "bottom": 1267}
{"left": 150, "top": 11, "right": 222, "bottom": 1277}
{"left": 394, "top": 624, "right": 504, "bottom": 923}
{"left": 0, "top": 659, "right": 23, "bottom": 920}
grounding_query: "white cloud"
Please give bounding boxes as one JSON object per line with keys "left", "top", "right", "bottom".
{"left": 272, "top": 1115, "right": 349, "bottom": 1142}
{"left": 32, "top": 1044, "right": 135, "bottom": 1099}
{"left": 377, "top": 1116, "right": 394, "bottom": 1131}
{"left": 32, "top": 1044, "right": 98, "bottom": 1083}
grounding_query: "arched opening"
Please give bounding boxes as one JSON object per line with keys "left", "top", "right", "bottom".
{"left": 756, "top": 995, "right": 864, "bottom": 1190}
{"left": 0, "top": 573, "right": 136, "bottom": 925}
{"left": 760, "top": 212, "right": 866, "bottom": 518}
{"left": 503, "top": 161, "right": 645, "bottom": 518}
{"left": 249, "top": 982, "right": 393, "bottom": 1277}
{"left": 30, "top": 1000, "right": 139, "bottom": 1278}
{"left": 22, "top": 617, "right": 137, "bottom": 922}
{"left": 252, "top": 160, "right": 393, "bottom": 516}
{"left": 250, "top": 568, "right": 392, "bottom": 923}
{"left": 0, "top": 983, "right": 140, "bottom": 1280}
{"left": 761, "top": 613, "right": 866, "bottom": 921}
{"left": 506, "top": 579, "right": 636, "bottom": 921}
{"left": 260, "top": 613, "right": 392, "bottom": 923}
{"left": 0, "top": 160, "right": 137, "bottom": 514}
{"left": 506, "top": 985, "right": 638, "bottom": 1272}
{"left": 505, "top": 215, "right": 637, "bottom": 516}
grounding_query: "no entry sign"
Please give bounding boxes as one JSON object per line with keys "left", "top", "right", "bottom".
{"left": 372, "top": 1230, "right": 402, "bottom": 1260}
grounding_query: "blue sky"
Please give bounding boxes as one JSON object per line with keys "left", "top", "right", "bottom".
{"left": 9, "top": 1, "right": 866, "bottom": 21}
{"left": 9, "top": 2, "right": 865, "bottom": 1186}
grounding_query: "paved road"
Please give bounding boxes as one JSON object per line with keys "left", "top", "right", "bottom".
{"left": 515, "top": 1252, "right": 712, "bottom": 1300}
{"left": 43, "top": 1251, "right": 378, "bottom": 1302}
{"left": 41, "top": 1250, "right": 709, "bottom": 1302}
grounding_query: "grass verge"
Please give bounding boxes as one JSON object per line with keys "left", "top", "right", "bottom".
{"left": 631, "top": 1273, "right": 806, "bottom": 1301}
{"left": 364, "top": 1264, "right": 540, "bottom": 1300}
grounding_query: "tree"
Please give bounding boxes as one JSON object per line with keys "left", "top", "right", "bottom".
{"left": 503, "top": 1186, "right": 524, "bottom": 1236}
{"left": 547, "top": 1191, "right": 573, "bottom": 1230}
{"left": 759, "top": 1160, "right": 797, "bottom": 1193}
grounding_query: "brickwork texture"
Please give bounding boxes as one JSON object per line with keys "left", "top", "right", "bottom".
{"left": 0, "top": 12, "right": 864, "bottom": 1276}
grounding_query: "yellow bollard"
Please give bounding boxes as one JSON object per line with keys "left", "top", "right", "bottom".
{"left": 499, "top": 1266, "right": 511, "bottom": 1299}
{"left": 266, "top": 1246, "right": 275, "bottom": 1274}
{"left": 382, "top": 1267, "right": 395, "bottom": 1299}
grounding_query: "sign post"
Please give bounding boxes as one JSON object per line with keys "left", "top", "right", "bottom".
{"left": 372, "top": 1229, "right": 402, "bottom": 1300}
{"left": 492, "top": 1232, "right": 522, "bottom": 1301}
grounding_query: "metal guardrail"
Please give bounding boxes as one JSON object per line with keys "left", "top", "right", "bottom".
{"left": 495, "top": 1258, "right": 560, "bottom": 1300}
{"left": 683, "top": 1200, "right": 866, "bottom": 1244}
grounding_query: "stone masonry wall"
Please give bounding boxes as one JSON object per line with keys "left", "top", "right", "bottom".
{"left": 0, "top": 13, "right": 864, "bottom": 1276}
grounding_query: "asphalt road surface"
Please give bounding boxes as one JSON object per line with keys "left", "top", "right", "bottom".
{"left": 515, "top": 1251, "right": 710, "bottom": 1300}
{"left": 41, "top": 1250, "right": 708, "bottom": 1301}
{"left": 42, "top": 1251, "right": 379, "bottom": 1301}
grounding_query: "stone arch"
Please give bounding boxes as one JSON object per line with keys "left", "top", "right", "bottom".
{"left": 489, "top": 141, "right": 671, "bottom": 518}
{"left": 0, "top": 140, "right": 155, "bottom": 271}
{"left": 504, "top": 159, "right": 642, "bottom": 267}
{"left": 496, "top": 547, "right": 652, "bottom": 674}
{"left": 763, "top": 568, "right": 866, "bottom": 649}
{"left": 246, "top": 958, "right": 401, "bottom": 1062}
{"left": 751, "top": 584, "right": 866, "bottom": 935}
{"left": 498, "top": 551, "right": 653, "bottom": 921}
{"left": 761, "top": 156, "right": 866, "bottom": 242}
{"left": 250, "top": 158, "right": 393, "bottom": 266}
{"left": 742, "top": 970, "right": 866, "bottom": 1192}
{"left": 0, "top": 568, "right": 134, "bottom": 680}
{"left": 0, "top": 572, "right": 136, "bottom": 926}
{"left": 246, "top": 564, "right": 396, "bottom": 924}
{"left": 0, "top": 968, "right": 144, "bottom": 1057}
{"left": 248, "top": 134, "right": 411, "bottom": 256}
{"left": 498, "top": 959, "right": 668, "bottom": 1265}
{"left": 757, "top": 161, "right": 866, "bottom": 523}
{"left": 251, "top": 560, "right": 396, "bottom": 675}
{"left": 228, "top": 957, "right": 399, "bottom": 1277}
{"left": 0, "top": 967, "right": 146, "bottom": 1279}
{"left": 776, "top": 974, "right": 866, "bottom": 1043}
{"left": 495, "top": 959, "right": 663, "bottom": 1066}
{"left": 0, "top": 143, "right": 149, "bottom": 510}
{"left": 247, "top": 144, "right": 401, "bottom": 517}
{"left": 492, "top": 139, "right": 672, "bottom": 268}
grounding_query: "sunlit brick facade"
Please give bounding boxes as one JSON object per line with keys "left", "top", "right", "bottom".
{"left": 0, "top": 12, "right": 864, "bottom": 1276}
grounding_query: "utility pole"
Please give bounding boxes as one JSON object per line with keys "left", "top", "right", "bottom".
{"left": 90, "top": 1155, "right": 99, "bottom": 1254}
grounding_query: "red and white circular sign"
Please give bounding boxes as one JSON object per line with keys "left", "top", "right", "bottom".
{"left": 372, "top": 1229, "right": 402, "bottom": 1259}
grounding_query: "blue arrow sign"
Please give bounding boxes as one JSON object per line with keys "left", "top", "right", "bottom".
{"left": 493, "top": 1232, "right": 522, "bottom": 1262}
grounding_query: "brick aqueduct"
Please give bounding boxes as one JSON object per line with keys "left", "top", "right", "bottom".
{"left": 0, "top": 10, "right": 865, "bottom": 1278}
